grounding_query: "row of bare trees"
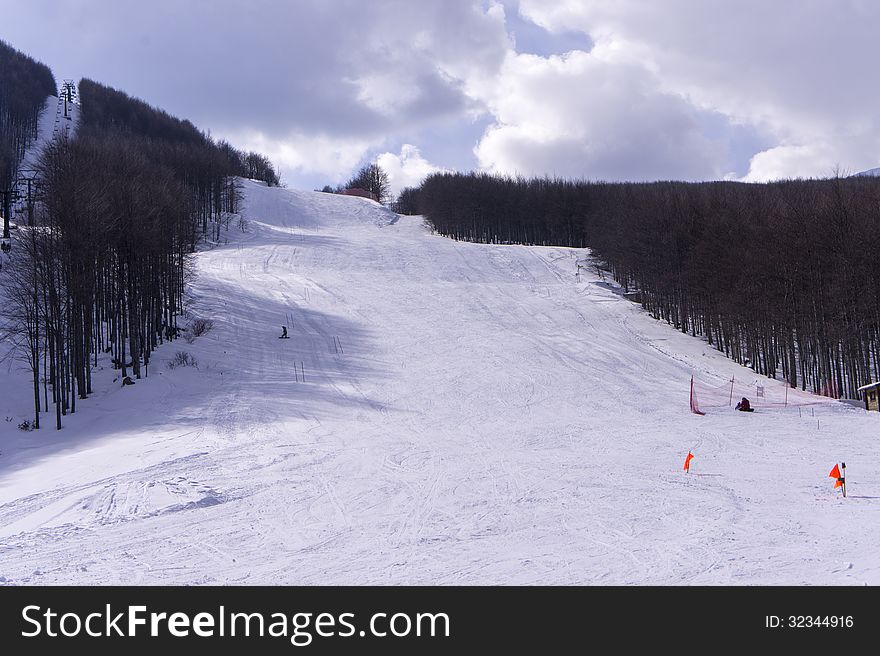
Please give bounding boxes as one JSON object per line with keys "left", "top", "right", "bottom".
{"left": 392, "top": 186, "right": 420, "bottom": 215}
{"left": 417, "top": 172, "right": 880, "bottom": 399}
{"left": 2, "top": 75, "right": 277, "bottom": 429}
{"left": 5, "top": 136, "right": 194, "bottom": 429}
{"left": 0, "top": 40, "right": 56, "bottom": 230}
{"left": 78, "top": 79, "right": 278, "bottom": 240}
{"left": 418, "top": 173, "right": 590, "bottom": 246}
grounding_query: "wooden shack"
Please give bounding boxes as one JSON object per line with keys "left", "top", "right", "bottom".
{"left": 857, "top": 382, "right": 880, "bottom": 411}
{"left": 340, "top": 188, "right": 377, "bottom": 202}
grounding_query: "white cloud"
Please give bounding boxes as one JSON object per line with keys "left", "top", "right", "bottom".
{"left": 7, "top": 0, "right": 880, "bottom": 184}
{"left": 472, "top": 50, "right": 725, "bottom": 180}
{"left": 517, "top": 0, "right": 880, "bottom": 179}
{"left": 743, "top": 143, "right": 854, "bottom": 182}
{"left": 377, "top": 144, "right": 446, "bottom": 197}
{"left": 227, "top": 130, "right": 373, "bottom": 182}
{"left": 4, "top": 0, "right": 510, "bottom": 187}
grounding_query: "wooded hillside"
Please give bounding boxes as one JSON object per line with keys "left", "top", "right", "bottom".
{"left": 417, "top": 172, "right": 880, "bottom": 399}
{"left": 0, "top": 39, "right": 56, "bottom": 189}
{"left": 2, "top": 61, "right": 279, "bottom": 430}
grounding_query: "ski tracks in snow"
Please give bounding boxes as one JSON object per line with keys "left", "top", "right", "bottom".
{"left": 4, "top": 181, "right": 880, "bottom": 585}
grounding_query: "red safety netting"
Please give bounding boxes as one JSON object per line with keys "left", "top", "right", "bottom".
{"left": 689, "top": 374, "right": 834, "bottom": 415}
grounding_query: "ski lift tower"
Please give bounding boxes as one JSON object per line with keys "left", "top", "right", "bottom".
{"left": 61, "top": 80, "right": 77, "bottom": 120}
{"left": 16, "top": 167, "right": 39, "bottom": 227}
{"left": 1, "top": 187, "right": 12, "bottom": 250}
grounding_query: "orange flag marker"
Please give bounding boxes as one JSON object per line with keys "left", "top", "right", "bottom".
{"left": 829, "top": 463, "right": 845, "bottom": 493}
{"left": 684, "top": 451, "right": 694, "bottom": 473}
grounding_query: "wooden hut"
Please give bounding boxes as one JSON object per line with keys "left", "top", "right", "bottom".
{"left": 857, "top": 382, "right": 880, "bottom": 411}
{"left": 340, "top": 188, "right": 377, "bottom": 202}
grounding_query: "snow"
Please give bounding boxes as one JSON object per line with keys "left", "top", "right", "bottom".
{"left": 19, "top": 95, "right": 59, "bottom": 173}
{"left": 852, "top": 167, "right": 880, "bottom": 177}
{"left": 8, "top": 92, "right": 77, "bottom": 222}
{"left": 2, "top": 179, "right": 880, "bottom": 585}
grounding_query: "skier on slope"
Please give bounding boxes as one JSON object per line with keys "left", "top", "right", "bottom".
{"left": 735, "top": 397, "right": 753, "bottom": 412}
{"left": 280, "top": 325, "right": 288, "bottom": 339}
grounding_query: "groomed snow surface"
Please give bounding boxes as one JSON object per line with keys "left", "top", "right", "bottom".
{"left": 1, "top": 179, "right": 879, "bottom": 585}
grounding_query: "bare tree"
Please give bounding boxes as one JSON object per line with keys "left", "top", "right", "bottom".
{"left": 346, "top": 162, "right": 391, "bottom": 204}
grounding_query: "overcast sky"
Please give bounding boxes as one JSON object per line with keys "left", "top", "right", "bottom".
{"left": 2, "top": 0, "right": 878, "bottom": 195}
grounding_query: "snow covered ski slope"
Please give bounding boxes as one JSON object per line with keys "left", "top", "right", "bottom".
{"left": 1, "top": 179, "right": 879, "bottom": 585}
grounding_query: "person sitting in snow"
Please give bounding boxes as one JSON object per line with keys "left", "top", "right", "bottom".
{"left": 735, "top": 397, "right": 753, "bottom": 412}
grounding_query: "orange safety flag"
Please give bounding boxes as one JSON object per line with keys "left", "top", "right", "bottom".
{"left": 684, "top": 451, "right": 694, "bottom": 473}
{"left": 829, "top": 464, "right": 843, "bottom": 488}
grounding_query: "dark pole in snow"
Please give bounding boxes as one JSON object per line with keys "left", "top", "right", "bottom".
{"left": 1, "top": 189, "right": 11, "bottom": 240}
{"left": 26, "top": 177, "right": 34, "bottom": 227}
